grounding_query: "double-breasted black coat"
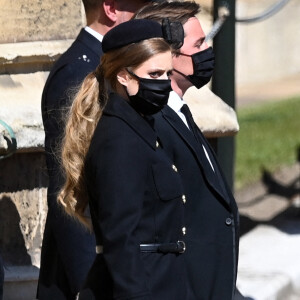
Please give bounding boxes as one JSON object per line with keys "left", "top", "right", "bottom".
{"left": 38, "top": 29, "right": 102, "bottom": 299}
{"left": 152, "top": 105, "right": 240, "bottom": 300}
{"left": 79, "top": 93, "right": 191, "bottom": 300}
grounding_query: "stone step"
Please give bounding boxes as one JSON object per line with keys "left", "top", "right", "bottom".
{"left": 3, "top": 265, "right": 39, "bottom": 300}
{"left": 237, "top": 223, "right": 300, "bottom": 300}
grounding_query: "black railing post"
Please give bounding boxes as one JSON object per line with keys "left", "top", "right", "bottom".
{"left": 212, "top": 0, "right": 236, "bottom": 189}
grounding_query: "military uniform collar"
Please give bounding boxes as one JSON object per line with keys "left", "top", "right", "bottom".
{"left": 77, "top": 28, "right": 103, "bottom": 58}
{"left": 84, "top": 26, "right": 103, "bottom": 42}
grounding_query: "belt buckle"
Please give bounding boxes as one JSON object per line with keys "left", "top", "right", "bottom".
{"left": 177, "top": 240, "right": 186, "bottom": 253}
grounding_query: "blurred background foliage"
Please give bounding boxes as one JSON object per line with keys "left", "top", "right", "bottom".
{"left": 235, "top": 96, "right": 300, "bottom": 189}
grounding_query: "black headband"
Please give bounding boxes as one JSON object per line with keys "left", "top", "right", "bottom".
{"left": 102, "top": 19, "right": 184, "bottom": 53}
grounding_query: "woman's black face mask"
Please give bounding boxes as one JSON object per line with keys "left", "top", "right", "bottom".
{"left": 126, "top": 69, "right": 172, "bottom": 115}
{"left": 175, "top": 47, "right": 215, "bottom": 89}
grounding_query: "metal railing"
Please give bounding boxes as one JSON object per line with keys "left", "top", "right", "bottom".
{"left": 0, "top": 119, "right": 17, "bottom": 160}
{"left": 205, "top": 0, "right": 292, "bottom": 41}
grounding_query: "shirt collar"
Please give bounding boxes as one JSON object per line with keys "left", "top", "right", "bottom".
{"left": 168, "top": 91, "right": 187, "bottom": 113}
{"left": 84, "top": 26, "right": 103, "bottom": 42}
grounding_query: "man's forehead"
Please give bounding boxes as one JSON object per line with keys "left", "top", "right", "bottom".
{"left": 183, "top": 17, "right": 202, "bottom": 33}
{"left": 184, "top": 17, "right": 205, "bottom": 39}
{"left": 180, "top": 17, "right": 206, "bottom": 51}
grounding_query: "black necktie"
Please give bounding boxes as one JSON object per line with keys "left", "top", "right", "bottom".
{"left": 181, "top": 104, "right": 227, "bottom": 198}
{"left": 181, "top": 104, "right": 200, "bottom": 142}
{"left": 181, "top": 104, "right": 216, "bottom": 173}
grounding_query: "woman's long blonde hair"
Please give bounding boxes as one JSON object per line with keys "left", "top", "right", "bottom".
{"left": 58, "top": 38, "right": 171, "bottom": 227}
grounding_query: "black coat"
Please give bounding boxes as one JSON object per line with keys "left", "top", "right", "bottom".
{"left": 38, "top": 29, "right": 103, "bottom": 299}
{"left": 79, "top": 94, "right": 191, "bottom": 300}
{"left": 152, "top": 105, "right": 240, "bottom": 300}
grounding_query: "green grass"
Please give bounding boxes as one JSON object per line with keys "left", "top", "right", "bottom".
{"left": 235, "top": 96, "right": 300, "bottom": 190}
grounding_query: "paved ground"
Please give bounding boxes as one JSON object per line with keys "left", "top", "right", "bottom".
{"left": 233, "top": 75, "right": 300, "bottom": 300}
{"left": 236, "top": 73, "right": 300, "bottom": 108}
{"left": 235, "top": 163, "right": 300, "bottom": 300}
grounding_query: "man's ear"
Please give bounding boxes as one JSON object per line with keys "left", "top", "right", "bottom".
{"left": 102, "top": 0, "right": 117, "bottom": 23}
{"left": 117, "top": 69, "right": 131, "bottom": 87}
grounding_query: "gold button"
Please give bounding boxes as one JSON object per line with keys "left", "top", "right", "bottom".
{"left": 156, "top": 140, "right": 159, "bottom": 148}
{"left": 172, "top": 164, "right": 178, "bottom": 172}
{"left": 182, "top": 227, "right": 186, "bottom": 235}
{"left": 182, "top": 195, "right": 186, "bottom": 204}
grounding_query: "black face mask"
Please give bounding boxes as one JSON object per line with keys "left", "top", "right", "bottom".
{"left": 175, "top": 47, "right": 215, "bottom": 89}
{"left": 126, "top": 70, "right": 172, "bottom": 115}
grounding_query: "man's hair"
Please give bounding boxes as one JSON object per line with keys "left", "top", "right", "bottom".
{"left": 134, "top": 1, "right": 200, "bottom": 26}
{"left": 82, "top": 0, "right": 102, "bottom": 13}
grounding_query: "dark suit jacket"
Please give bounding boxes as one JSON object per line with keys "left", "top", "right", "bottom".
{"left": 38, "top": 29, "right": 103, "bottom": 300}
{"left": 0, "top": 254, "right": 3, "bottom": 300}
{"left": 79, "top": 94, "right": 191, "bottom": 300}
{"left": 153, "top": 105, "right": 240, "bottom": 300}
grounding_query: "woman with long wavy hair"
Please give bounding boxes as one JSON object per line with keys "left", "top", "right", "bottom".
{"left": 58, "top": 19, "right": 190, "bottom": 300}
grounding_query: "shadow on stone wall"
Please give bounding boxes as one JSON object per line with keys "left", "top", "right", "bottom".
{"left": 0, "top": 197, "right": 31, "bottom": 266}
{"left": 0, "top": 152, "right": 48, "bottom": 192}
{"left": 0, "top": 152, "right": 49, "bottom": 267}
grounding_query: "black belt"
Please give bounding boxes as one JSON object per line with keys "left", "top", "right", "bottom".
{"left": 140, "top": 241, "right": 186, "bottom": 254}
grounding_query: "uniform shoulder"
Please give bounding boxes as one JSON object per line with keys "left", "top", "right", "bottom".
{"left": 49, "top": 30, "right": 102, "bottom": 78}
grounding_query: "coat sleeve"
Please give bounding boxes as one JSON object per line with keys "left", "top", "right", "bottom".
{"left": 86, "top": 118, "right": 153, "bottom": 300}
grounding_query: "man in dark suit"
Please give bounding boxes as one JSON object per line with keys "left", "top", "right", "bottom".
{"left": 136, "top": 2, "right": 246, "bottom": 299}
{"left": 38, "top": 1, "right": 159, "bottom": 299}
{"left": 0, "top": 254, "right": 3, "bottom": 300}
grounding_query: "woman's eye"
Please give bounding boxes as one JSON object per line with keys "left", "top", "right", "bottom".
{"left": 149, "top": 72, "right": 160, "bottom": 78}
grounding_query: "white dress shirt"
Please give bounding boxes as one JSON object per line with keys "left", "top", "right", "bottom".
{"left": 168, "top": 91, "right": 190, "bottom": 128}
{"left": 84, "top": 26, "right": 103, "bottom": 42}
{"left": 167, "top": 91, "right": 215, "bottom": 172}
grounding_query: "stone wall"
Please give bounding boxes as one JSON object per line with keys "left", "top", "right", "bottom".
{"left": 236, "top": 0, "right": 300, "bottom": 85}
{"left": 0, "top": 153, "right": 48, "bottom": 268}
{"left": 199, "top": 0, "right": 300, "bottom": 86}
{"left": 0, "top": 0, "right": 82, "bottom": 43}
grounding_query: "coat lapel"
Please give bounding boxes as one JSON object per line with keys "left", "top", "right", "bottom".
{"left": 200, "top": 133, "right": 237, "bottom": 207}
{"left": 160, "top": 106, "right": 229, "bottom": 204}
{"left": 104, "top": 93, "right": 157, "bottom": 150}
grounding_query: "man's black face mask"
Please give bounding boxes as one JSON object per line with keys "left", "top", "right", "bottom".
{"left": 176, "top": 47, "right": 215, "bottom": 89}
